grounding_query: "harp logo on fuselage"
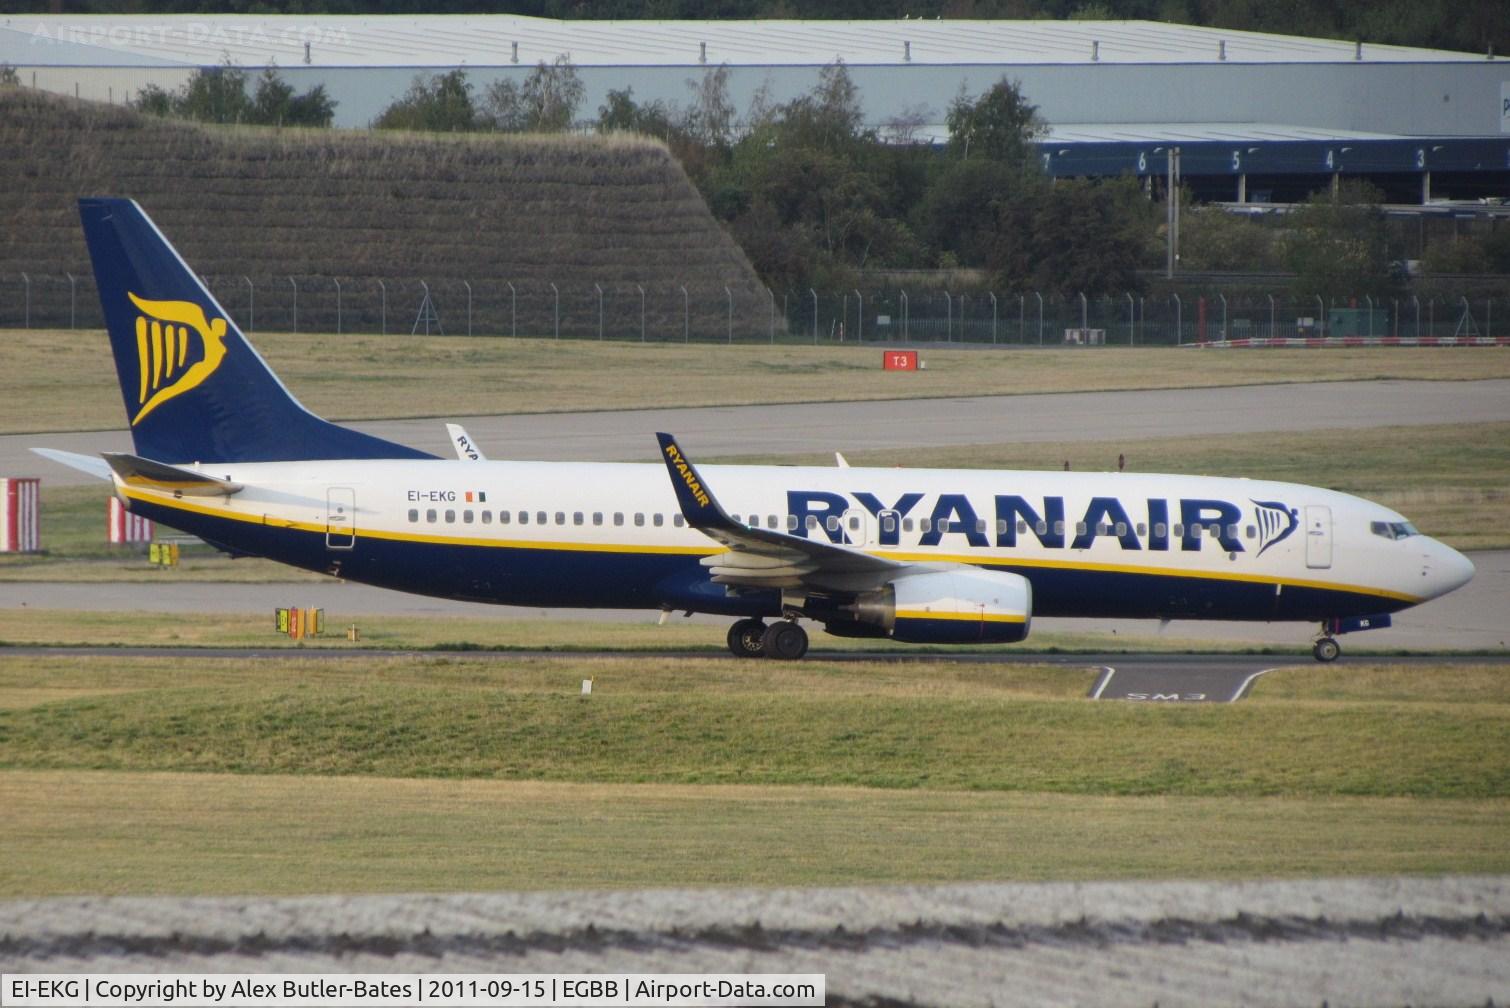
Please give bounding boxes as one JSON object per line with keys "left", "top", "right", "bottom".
{"left": 127, "top": 292, "right": 228, "bottom": 425}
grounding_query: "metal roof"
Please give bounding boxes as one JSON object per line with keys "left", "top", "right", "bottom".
{"left": 4, "top": 14, "right": 1496, "bottom": 70}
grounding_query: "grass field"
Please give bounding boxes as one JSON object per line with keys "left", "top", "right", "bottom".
{"left": 0, "top": 654, "right": 1506, "bottom": 896}
{"left": 5, "top": 329, "right": 1509, "bottom": 435}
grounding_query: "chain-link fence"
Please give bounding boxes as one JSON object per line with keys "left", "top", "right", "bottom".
{"left": 4, "top": 272, "right": 1508, "bottom": 345}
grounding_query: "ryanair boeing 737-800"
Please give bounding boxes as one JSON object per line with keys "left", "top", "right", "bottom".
{"left": 36, "top": 199, "right": 1474, "bottom": 661}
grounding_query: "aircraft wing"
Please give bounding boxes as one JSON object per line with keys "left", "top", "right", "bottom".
{"left": 656, "top": 432, "right": 906, "bottom": 592}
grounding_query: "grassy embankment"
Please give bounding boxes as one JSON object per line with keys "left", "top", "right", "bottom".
{"left": 0, "top": 654, "right": 1506, "bottom": 896}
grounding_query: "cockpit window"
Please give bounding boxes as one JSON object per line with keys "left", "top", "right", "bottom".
{"left": 1370, "top": 520, "right": 1420, "bottom": 540}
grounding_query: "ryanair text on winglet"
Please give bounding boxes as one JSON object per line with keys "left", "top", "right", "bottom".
{"left": 664, "top": 442, "right": 712, "bottom": 508}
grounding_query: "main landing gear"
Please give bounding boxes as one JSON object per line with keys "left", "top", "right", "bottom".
{"left": 726, "top": 618, "right": 809, "bottom": 660}
{"left": 1312, "top": 635, "right": 1341, "bottom": 663}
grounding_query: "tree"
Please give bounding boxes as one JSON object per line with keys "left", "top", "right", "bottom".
{"left": 250, "top": 67, "right": 336, "bottom": 127}
{"left": 685, "top": 63, "right": 735, "bottom": 148}
{"left": 945, "top": 77, "right": 1043, "bottom": 165}
{"left": 131, "top": 63, "right": 334, "bottom": 127}
{"left": 484, "top": 56, "right": 584, "bottom": 132}
{"left": 991, "top": 177, "right": 1156, "bottom": 296}
{"left": 373, "top": 70, "right": 476, "bottom": 131}
{"left": 1284, "top": 180, "right": 1403, "bottom": 300}
{"left": 173, "top": 60, "right": 252, "bottom": 124}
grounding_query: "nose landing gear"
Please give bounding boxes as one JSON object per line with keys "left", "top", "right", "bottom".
{"left": 1312, "top": 635, "right": 1341, "bottom": 662}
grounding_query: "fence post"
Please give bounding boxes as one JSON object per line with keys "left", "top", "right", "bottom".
{"left": 989, "top": 291, "right": 997, "bottom": 344}
{"left": 333, "top": 278, "right": 342, "bottom": 335}
{"left": 1034, "top": 291, "right": 1044, "bottom": 345}
{"left": 1364, "top": 294, "right": 1374, "bottom": 337}
{"left": 725, "top": 285, "right": 732, "bottom": 343}
{"left": 944, "top": 289, "right": 953, "bottom": 343}
{"left": 810, "top": 287, "right": 817, "bottom": 344}
{"left": 1017, "top": 294, "right": 1024, "bottom": 345}
{"left": 507, "top": 281, "right": 516, "bottom": 339}
{"left": 289, "top": 276, "right": 298, "bottom": 334}
{"left": 243, "top": 275, "right": 253, "bottom": 333}
{"left": 1125, "top": 292, "right": 1134, "bottom": 345}
{"left": 596, "top": 283, "right": 604, "bottom": 340}
{"left": 550, "top": 282, "right": 559, "bottom": 340}
{"left": 681, "top": 285, "right": 689, "bottom": 342}
{"left": 378, "top": 279, "right": 386, "bottom": 335}
{"left": 464, "top": 280, "right": 472, "bottom": 337}
{"left": 20, "top": 273, "right": 28, "bottom": 329}
{"left": 854, "top": 288, "right": 863, "bottom": 342}
{"left": 1172, "top": 293, "right": 1182, "bottom": 346}
{"left": 899, "top": 290, "right": 909, "bottom": 341}
{"left": 637, "top": 284, "right": 645, "bottom": 342}
{"left": 1077, "top": 291, "right": 1087, "bottom": 335}
{"left": 1218, "top": 292, "right": 1228, "bottom": 341}
{"left": 1267, "top": 293, "right": 1275, "bottom": 340}
{"left": 1412, "top": 295, "right": 1420, "bottom": 338}
{"left": 768, "top": 287, "right": 775, "bottom": 343}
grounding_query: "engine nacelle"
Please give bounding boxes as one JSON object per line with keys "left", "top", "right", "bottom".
{"left": 840, "top": 568, "right": 1032, "bottom": 644}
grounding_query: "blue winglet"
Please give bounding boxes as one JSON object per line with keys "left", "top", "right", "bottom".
{"left": 655, "top": 432, "right": 740, "bottom": 532}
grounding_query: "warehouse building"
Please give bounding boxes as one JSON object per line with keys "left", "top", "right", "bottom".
{"left": 4, "top": 13, "right": 1508, "bottom": 204}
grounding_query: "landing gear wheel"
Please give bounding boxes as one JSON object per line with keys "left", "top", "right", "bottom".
{"left": 761, "top": 620, "right": 809, "bottom": 661}
{"left": 726, "top": 619, "right": 767, "bottom": 658}
{"left": 1313, "top": 637, "right": 1341, "bottom": 662}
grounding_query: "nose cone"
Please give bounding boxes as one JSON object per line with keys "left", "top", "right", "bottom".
{"left": 1423, "top": 540, "right": 1475, "bottom": 599}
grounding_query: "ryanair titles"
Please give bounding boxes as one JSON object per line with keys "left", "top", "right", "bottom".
{"left": 788, "top": 490, "right": 1299, "bottom": 555}
{"left": 663, "top": 441, "right": 712, "bottom": 508}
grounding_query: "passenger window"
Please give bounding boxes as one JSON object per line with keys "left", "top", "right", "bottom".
{"left": 1173, "top": 523, "right": 1184, "bottom": 537}
{"left": 593, "top": 512, "right": 603, "bottom": 526}
{"left": 500, "top": 510, "right": 509, "bottom": 524}
{"left": 1136, "top": 523, "right": 1146, "bottom": 536}
{"left": 975, "top": 519, "right": 986, "bottom": 534}
{"left": 1115, "top": 522, "right": 1127, "bottom": 536}
{"left": 518, "top": 512, "right": 528, "bottom": 525}
{"left": 536, "top": 511, "right": 547, "bottom": 525}
{"left": 731, "top": 513, "right": 740, "bottom": 524}
{"left": 1076, "top": 522, "right": 1088, "bottom": 536}
{"left": 407, "top": 509, "right": 418, "bottom": 523}
{"left": 850, "top": 516, "right": 861, "bottom": 531}
{"left": 481, "top": 511, "right": 492, "bottom": 524}
{"left": 1155, "top": 522, "right": 1167, "bottom": 538}
{"left": 807, "top": 516, "right": 819, "bottom": 530}
{"left": 1245, "top": 525, "right": 1255, "bottom": 539}
{"left": 573, "top": 512, "right": 584, "bottom": 525}
{"left": 883, "top": 516, "right": 897, "bottom": 533}
{"left": 1226, "top": 524, "right": 1238, "bottom": 539}
{"left": 1035, "top": 520, "right": 1047, "bottom": 536}
{"left": 444, "top": 509, "right": 456, "bottom": 523}
{"left": 674, "top": 515, "right": 685, "bottom": 527}
{"left": 614, "top": 513, "right": 624, "bottom": 526}
{"left": 555, "top": 512, "right": 566, "bottom": 525}
{"left": 1053, "top": 520, "right": 1065, "bottom": 536}
{"left": 653, "top": 513, "right": 664, "bottom": 527}
{"left": 463, "top": 510, "right": 474, "bottom": 524}
{"left": 826, "top": 516, "right": 840, "bottom": 532}
{"left": 786, "top": 515, "right": 798, "bottom": 531}
{"left": 426, "top": 509, "right": 437, "bottom": 523}
{"left": 920, "top": 518, "right": 932, "bottom": 533}
{"left": 634, "top": 513, "right": 645, "bottom": 527}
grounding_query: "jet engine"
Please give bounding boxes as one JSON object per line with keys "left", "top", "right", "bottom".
{"left": 838, "top": 568, "right": 1032, "bottom": 644}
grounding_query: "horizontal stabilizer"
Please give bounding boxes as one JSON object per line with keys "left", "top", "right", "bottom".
{"left": 102, "top": 453, "right": 243, "bottom": 496}
{"left": 30, "top": 448, "right": 114, "bottom": 482}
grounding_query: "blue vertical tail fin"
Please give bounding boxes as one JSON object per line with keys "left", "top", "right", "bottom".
{"left": 79, "top": 197, "right": 433, "bottom": 463}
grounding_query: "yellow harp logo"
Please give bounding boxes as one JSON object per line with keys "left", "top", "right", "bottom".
{"left": 127, "top": 292, "right": 228, "bottom": 426}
